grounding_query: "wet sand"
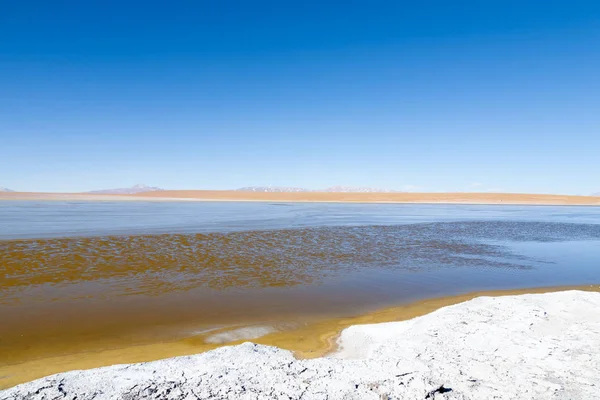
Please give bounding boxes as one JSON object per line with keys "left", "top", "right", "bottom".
{"left": 1, "top": 285, "right": 598, "bottom": 390}
{"left": 2, "top": 190, "right": 600, "bottom": 205}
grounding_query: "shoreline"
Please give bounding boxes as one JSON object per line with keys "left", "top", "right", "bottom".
{"left": 1, "top": 284, "right": 598, "bottom": 390}
{"left": 1, "top": 191, "right": 600, "bottom": 206}
{"left": 3, "top": 288, "right": 599, "bottom": 399}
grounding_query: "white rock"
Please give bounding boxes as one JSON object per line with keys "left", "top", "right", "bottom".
{"left": 1, "top": 291, "right": 599, "bottom": 399}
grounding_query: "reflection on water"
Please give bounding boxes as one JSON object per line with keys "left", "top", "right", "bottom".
{"left": 1, "top": 202, "right": 600, "bottom": 368}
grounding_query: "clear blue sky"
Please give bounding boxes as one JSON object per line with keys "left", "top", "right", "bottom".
{"left": 1, "top": 1, "right": 599, "bottom": 193}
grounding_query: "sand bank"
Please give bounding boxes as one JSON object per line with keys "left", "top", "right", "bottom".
{"left": 2, "top": 289, "right": 599, "bottom": 399}
{"left": 1, "top": 190, "right": 600, "bottom": 205}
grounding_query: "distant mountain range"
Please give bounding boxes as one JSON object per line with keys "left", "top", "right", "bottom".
{"left": 236, "top": 186, "right": 397, "bottom": 193}
{"left": 236, "top": 186, "right": 310, "bottom": 193}
{"left": 87, "top": 184, "right": 164, "bottom": 194}
{"left": 0, "top": 187, "right": 14, "bottom": 192}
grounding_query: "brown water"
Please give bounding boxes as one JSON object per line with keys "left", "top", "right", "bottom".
{"left": 1, "top": 202, "right": 600, "bottom": 381}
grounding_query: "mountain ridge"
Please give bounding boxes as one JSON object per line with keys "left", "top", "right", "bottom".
{"left": 236, "top": 186, "right": 398, "bottom": 193}
{"left": 87, "top": 184, "right": 164, "bottom": 194}
{"left": 236, "top": 186, "right": 310, "bottom": 193}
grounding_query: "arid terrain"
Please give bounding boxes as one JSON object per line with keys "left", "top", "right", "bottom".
{"left": 1, "top": 190, "right": 600, "bottom": 205}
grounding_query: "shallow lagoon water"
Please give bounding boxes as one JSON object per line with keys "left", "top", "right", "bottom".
{"left": 2, "top": 201, "right": 600, "bottom": 239}
{"left": 1, "top": 201, "right": 599, "bottom": 367}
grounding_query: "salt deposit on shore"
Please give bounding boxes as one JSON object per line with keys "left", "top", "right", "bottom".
{"left": 2, "top": 291, "right": 599, "bottom": 399}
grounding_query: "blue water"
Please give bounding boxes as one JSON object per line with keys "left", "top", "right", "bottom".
{"left": 2, "top": 201, "right": 600, "bottom": 239}
{"left": 1, "top": 201, "right": 599, "bottom": 361}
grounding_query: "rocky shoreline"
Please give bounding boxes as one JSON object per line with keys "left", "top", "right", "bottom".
{"left": 2, "top": 290, "right": 599, "bottom": 399}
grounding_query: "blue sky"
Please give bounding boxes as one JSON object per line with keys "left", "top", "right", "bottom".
{"left": 1, "top": 1, "right": 599, "bottom": 193}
